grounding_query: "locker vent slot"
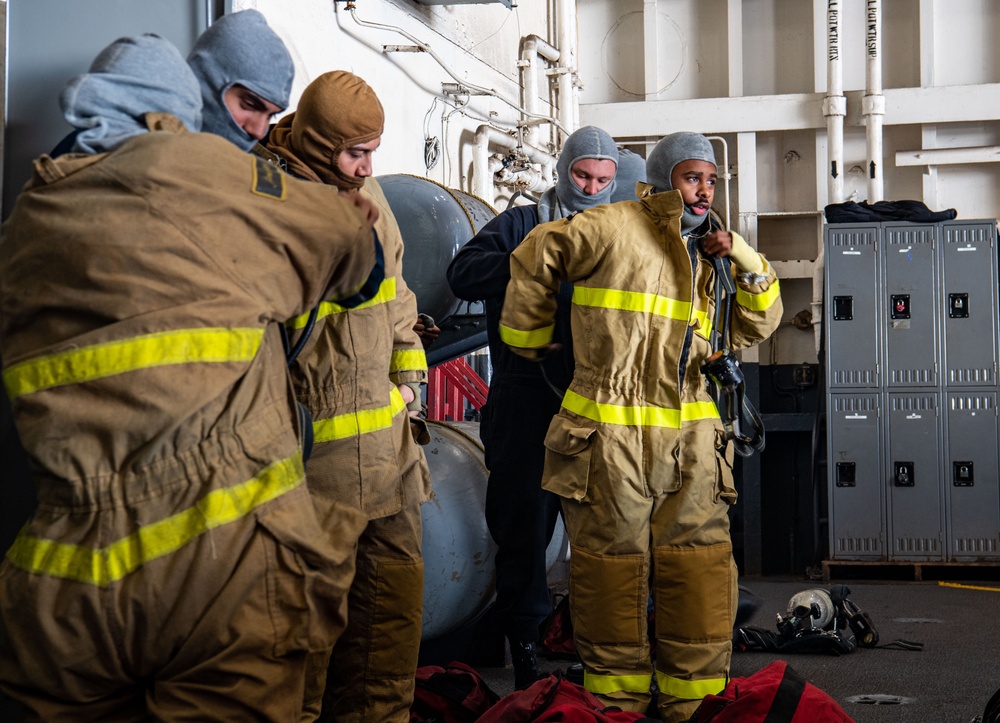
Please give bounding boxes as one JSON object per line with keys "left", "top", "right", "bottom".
{"left": 949, "top": 368, "right": 994, "bottom": 384}
{"left": 954, "top": 537, "right": 998, "bottom": 554}
{"left": 836, "top": 537, "right": 880, "bottom": 554}
{"left": 832, "top": 370, "right": 877, "bottom": 386}
{"left": 895, "top": 537, "right": 940, "bottom": 553}
{"left": 830, "top": 231, "right": 876, "bottom": 248}
{"left": 891, "top": 395, "right": 935, "bottom": 411}
{"left": 833, "top": 396, "right": 878, "bottom": 413}
{"left": 950, "top": 395, "right": 994, "bottom": 410}
{"left": 890, "top": 368, "right": 934, "bottom": 385}
{"left": 945, "top": 227, "right": 990, "bottom": 245}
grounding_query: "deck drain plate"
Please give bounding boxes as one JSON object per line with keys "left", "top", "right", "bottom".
{"left": 846, "top": 694, "right": 915, "bottom": 705}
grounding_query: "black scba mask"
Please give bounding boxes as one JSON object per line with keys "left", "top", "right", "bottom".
{"left": 701, "top": 253, "right": 765, "bottom": 457}
{"left": 735, "top": 585, "right": 904, "bottom": 656}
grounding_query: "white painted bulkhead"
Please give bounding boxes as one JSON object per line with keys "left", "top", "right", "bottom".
{"left": 243, "top": 0, "right": 1000, "bottom": 368}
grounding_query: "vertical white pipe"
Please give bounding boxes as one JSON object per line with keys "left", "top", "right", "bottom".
{"left": 863, "top": 0, "right": 885, "bottom": 202}
{"left": 556, "top": 0, "right": 579, "bottom": 137}
{"left": 823, "top": 0, "right": 845, "bottom": 204}
{"left": 519, "top": 35, "right": 559, "bottom": 148}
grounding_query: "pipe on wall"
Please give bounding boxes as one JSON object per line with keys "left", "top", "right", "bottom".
{"left": 520, "top": 34, "right": 561, "bottom": 149}
{"left": 863, "top": 0, "right": 885, "bottom": 202}
{"left": 556, "top": 0, "right": 579, "bottom": 133}
{"left": 473, "top": 125, "right": 556, "bottom": 205}
{"left": 824, "top": 0, "right": 845, "bottom": 205}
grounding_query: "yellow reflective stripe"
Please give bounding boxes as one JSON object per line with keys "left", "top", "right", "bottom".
{"left": 312, "top": 386, "right": 407, "bottom": 443}
{"left": 562, "top": 389, "right": 719, "bottom": 428}
{"left": 288, "top": 277, "right": 397, "bottom": 329}
{"left": 3, "top": 328, "right": 263, "bottom": 400}
{"left": 573, "top": 286, "right": 713, "bottom": 337}
{"left": 693, "top": 308, "right": 712, "bottom": 339}
{"left": 736, "top": 278, "right": 781, "bottom": 312}
{"left": 5, "top": 452, "right": 304, "bottom": 587}
{"left": 498, "top": 322, "right": 554, "bottom": 349}
{"left": 584, "top": 671, "right": 652, "bottom": 695}
{"left": 391, "top": 348, "right": 428, "bottom": 374}
{"left": 573, "top": 286, "right": 691, "bottom": 321}
{"left": 656, "top": 671, "right": 726, "bottom": 700}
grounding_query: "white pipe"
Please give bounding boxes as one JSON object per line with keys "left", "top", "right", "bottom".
{"left": 823, "top": 0, "right": 845, "bottom": 204}
{"left": 556, "top": 0, "right": 580, "bottom": 137}
{"left": 520, "top": 35, "right": 561, "bottom": 148}
{"left": 494, "top": 167, "right": 548, "bottom": 193}
{"left": 896, "top": 145, "right": 1000, "bottom": 167}
{"left": 863, "top": 0, "right": 885, "bottom": 202}
{"left": 346, "top": 5, "right": 568, "bottom": 134}
{"left": 706, "top": 135, "right": 731, "bottom": 231}
{"left": 473, "top": 125, "right": 557, "bottom": 205}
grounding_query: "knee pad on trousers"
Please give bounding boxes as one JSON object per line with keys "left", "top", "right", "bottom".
{"left": 653, "top": 542, "right": 735, "bottom": 645}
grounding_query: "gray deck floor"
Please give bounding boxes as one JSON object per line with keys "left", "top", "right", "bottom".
{"left": 476, "top": 577, "right": 1000, "bottom": 722}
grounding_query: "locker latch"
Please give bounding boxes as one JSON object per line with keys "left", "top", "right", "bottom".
{"left": 890, "top": 295, "right": 910, "bottom": 320}
{"left": 835, "top": 462, "right": 856, "bottom": 487}
{"left": 894, "top": 461, "right": 915, "bottom": 487}
{"left": 953, "top": 461, "right": 974, "bottom": 486}
{"left": 833, "top": 296, "right": 853, "bottom": 321}
{"left": 948, "top": 293, "right": 969, "bottom": 318}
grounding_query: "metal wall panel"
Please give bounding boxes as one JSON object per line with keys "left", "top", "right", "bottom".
{"left": 3, "top": 0, "right": 215, "bottom": 218}
{"left": 940, "top": 221, "right": 998, "bottom": 387}
{"left": 828, "top": 392, "right": 884, "bottom": 560}
{"left": 883, "top": 223, "right": 939, "bottom": 387}
{"left": 945, "top": 392, "right": 1000, "bottom": 560}
{"left": 825, "top": 224, "right": 879, "bottom": 388}
{"left": 886, "top": 392, "right": 944, "bottom": 561}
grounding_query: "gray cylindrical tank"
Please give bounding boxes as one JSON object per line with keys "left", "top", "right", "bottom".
{"left": 420, "top": 420, "right": 496, "bottom": 641}
{"left": 377, "top": 174, "right": 496, "bottom": 325}
{"left": 420, "top": 419, "right": 568, "bottom": 641}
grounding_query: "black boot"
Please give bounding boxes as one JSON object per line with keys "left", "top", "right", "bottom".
{"left": 510, "top": 639, "right": 541, "bottom": 690}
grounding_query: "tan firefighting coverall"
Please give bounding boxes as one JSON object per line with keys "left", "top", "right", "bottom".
{"left": 499, "top": 186, "right": 782, "bottom": 722}
{"left": 0, "top": 118, "right": 377, "bottom": 722}
{"left": 288, "top": 177, "right": 432, "bottom": 723}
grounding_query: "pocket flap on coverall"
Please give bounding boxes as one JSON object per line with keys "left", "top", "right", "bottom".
{"left": 542, "top": 415, "right": 597, "bottom": 501}
{"left": 257, "top": 493, "right": 368, "bottom": 655}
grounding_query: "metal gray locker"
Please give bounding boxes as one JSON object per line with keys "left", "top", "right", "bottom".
{"left": 940, "top": 221, "right": 998, "bottom": 387}
{"left": 825, "top": 224, "right": 879, "bottom": 388}
{"left": 886, "top": 392, "right": 944, "bottom": 561}
{"left": 945, "top": 392, "right": 1000, "bottom": 560}
{"left": 883, "top": 223, "right": 939, "bottom": 387}
{"left": 828, "top": 392, "right": 884, "bottom": 560}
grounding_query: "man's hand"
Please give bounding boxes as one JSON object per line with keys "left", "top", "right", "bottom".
{"left": 700, "top": 230, "right": 733, "bottom": 258}
{"left": 413, "top": 314, "right": 441, "bottom": 348}
{"left": 341, "top": 190, "right": 379, "bottom": 227}
{"left": 398, "top": 383, "right": 422, "bottom": 418}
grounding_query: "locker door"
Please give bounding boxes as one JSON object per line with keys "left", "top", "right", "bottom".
{"left": 825, "top": 224, "right": 879, "bottom": 388}
{"left": 883, "top": 223, "right": 938, "bottom": 387}
{"left": 828, "top": 393, "right": 884, "bottom": 560}
{"left": 887, "top": 392, "right": 944, "bottom": 561}
{"left": 940, "top": 221, "right": 998, "bottom": 387}
{"left": 946, "top": 393, "right": 1000, "bottom": 560}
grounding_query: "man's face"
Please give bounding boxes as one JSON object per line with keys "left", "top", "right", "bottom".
{"left": 337, "top": 137, "right": 382, "bottom": 180}
{"left": 569, "top": 158, "right": 617, "bottom": 196}
{"left": 223, "top": 84, "right": 282, "bottom": 141}
{"left": 670, "top": 159, "right": 717, "bottom": 216}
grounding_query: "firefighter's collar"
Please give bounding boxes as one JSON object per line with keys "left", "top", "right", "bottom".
{"left": 636, "top": 182, "right": 684, "bottom": 219}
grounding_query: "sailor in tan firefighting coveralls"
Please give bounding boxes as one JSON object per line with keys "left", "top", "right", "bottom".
{"left": 0, "top": 36, "right": 383, "bottom": 722}
{"left": 499, "top": 132, "right": 782, "bottom": 722}
{"left": 263, "top": 70, "right": 432, "bottom": 723}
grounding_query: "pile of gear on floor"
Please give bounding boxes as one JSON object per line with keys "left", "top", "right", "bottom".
{"left": 735, "top": 584, "right": 885, "bottom": 656}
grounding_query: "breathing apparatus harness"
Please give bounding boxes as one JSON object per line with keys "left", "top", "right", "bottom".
{"left": 696, "top": 217, "right": 766, "bottom": 457}
{"left": 280, "top": 308, "right": 318, "bottom": 463}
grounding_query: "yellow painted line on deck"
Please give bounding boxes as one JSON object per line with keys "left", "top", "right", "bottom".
{"left": 937, "top": 581, "right": 1000, "bottom": 592}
